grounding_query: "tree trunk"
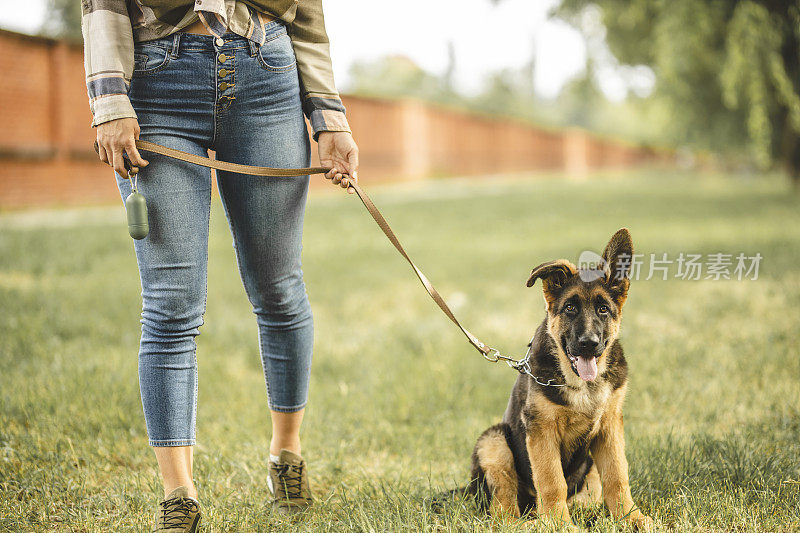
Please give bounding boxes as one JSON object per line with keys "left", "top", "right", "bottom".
{"left": 777, "top": 8, "right": 800, "bottom": 191}
{"left": 779, "top": 111, "right": 800, "bottom": 191}
{"left": 786, "top": 143, "right": 800, "bottom": 191}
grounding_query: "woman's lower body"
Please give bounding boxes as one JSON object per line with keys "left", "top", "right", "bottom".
{"left": 116, "top": 23, "right": 314, "bottom": 506}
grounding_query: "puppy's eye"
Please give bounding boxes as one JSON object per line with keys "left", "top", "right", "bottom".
{"left": 597, "top": 305, "right": 610, "bottom": 315}
{"left": 564, "top": 304, "right": 577, "bottom": 314}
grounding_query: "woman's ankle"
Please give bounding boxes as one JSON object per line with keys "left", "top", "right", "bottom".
{"left": 269, "top": 408, "right": 305, "bottom": 457}
{"left": 269, "top": 439, "right": 301, "bottom": 457}
{"left": 163, "top": 482, "right": 198, "bottom": 500}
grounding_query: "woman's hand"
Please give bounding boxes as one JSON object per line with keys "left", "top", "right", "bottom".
{"left": 96, "top": 117, "right": 149, "bottom": 178}
{"left": 318, "top": 131, "right": 359, "bottom": 194}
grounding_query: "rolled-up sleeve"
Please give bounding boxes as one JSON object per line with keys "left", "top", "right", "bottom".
{"left": 81, "top": 0, "right": 138, "bottom": 127}
{"left": 289, "top": 0, "right": 350, "bottom": 140}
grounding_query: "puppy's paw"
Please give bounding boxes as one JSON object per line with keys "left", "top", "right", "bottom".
{"left": 568, "top": 491, "right": 603, "bottom": 508}
{"left": 634, "top": 514, "right": 654, "bottom": 531}
{"left": 523, "top": 518, "right": 580, "bottom": 531}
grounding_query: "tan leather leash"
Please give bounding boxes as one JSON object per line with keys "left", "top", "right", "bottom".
{"left": 97, "top": 139, "right": 564, "bottom": 385}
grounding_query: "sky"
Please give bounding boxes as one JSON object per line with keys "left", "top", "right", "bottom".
{"left": 0, "top": 0, "right": 640, "bottom": 100}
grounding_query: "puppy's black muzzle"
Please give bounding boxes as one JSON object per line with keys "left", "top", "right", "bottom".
{"left": 567, "top": 333, "right": 604, "bottom": 359}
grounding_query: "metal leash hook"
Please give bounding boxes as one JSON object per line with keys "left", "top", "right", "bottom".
{"left": 481, "top": 342, "right": 567, "bottom": 387}
{"left": 125, "top": 165, "right": 149, "bottom": 240}
{"left": 482, "top": 347, "right": 501, "bottom": 362}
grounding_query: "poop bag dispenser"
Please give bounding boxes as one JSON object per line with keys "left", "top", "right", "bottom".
{"left": 125, "top": 168, "right": 149, "bottom": 240}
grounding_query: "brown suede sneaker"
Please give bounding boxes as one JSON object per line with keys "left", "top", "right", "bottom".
{"left": 267, "top": 449, "right": 313, "bottom": 515}
{"left": 152, "top": 486, "right": 201, "bottom": 532}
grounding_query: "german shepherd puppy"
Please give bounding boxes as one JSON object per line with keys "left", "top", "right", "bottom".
{"left": 467, "top": 228, "right": 652, "bottom": 530}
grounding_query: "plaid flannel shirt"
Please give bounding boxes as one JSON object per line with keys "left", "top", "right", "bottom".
{"left": 80, "top": 0, "right": 349, "bottom": 139}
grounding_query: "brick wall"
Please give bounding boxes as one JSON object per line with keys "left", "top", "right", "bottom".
{"left": 0, "top": 28, "right": 668, "bottom": 209}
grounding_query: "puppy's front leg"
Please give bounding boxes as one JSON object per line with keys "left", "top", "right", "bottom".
{"left": 590, "top": 410, "right": 653, "bottom": 531}
{"left": 526, "top": 431, "right": 573, "bottom": 527}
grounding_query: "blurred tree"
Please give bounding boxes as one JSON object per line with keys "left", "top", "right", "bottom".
{"left": 472, "top": 68, "right": 537, "bottom": 119}
{"left": 555, "top": 0, "right": 800, "bottom": 183}
{"left": 346, "top": 55, "right": 462, "bottom": 105}
{"left": 443, "top": 41, "right": 457, "bottom": 94}
{"left": 556, "top": 59, "right": 603, "bottom": 129}
{"left": 346, "top": 53, "right": 560, "bottom": 127}
{"left": 41, "top": 0, "right": 83, "bottom": 42}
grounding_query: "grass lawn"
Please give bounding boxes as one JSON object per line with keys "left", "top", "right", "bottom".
{"left": 1, "top": 170, "right": 798, "bottom": 532}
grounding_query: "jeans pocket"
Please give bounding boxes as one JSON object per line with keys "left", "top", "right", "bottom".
{"left": 133, "top": 42, "right": 171, "bottom": 76}
{"left": 256, "top": 27, "right": 296, "bottom": 72}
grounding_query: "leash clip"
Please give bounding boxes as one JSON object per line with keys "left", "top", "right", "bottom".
{"left": 128, "top": 166, "right": 139, "bottom": 192}
{"left": 486, "top": 347, "right": 568, "bottom": 388}
{"left": 482, "top": 348, "right": 501, "bottom": 363}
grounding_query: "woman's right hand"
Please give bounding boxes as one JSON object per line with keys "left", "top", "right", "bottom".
{"left": 96, "top": 117, "right": 149, "bottom": 177}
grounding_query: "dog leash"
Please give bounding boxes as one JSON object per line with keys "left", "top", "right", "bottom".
{"left": 95, "top": 139, "right": 565, "bottom": 386}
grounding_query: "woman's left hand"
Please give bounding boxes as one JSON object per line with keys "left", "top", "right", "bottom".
{"left": 318, "top": 131, "right": 359, "bottom": 194}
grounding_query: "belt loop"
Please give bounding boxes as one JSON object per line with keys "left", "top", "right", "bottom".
{"left": 170, "top": 32, "right": 181, "bottom": 59}
{"left": 248, "top": 39, "right": 258, "bottom": 57}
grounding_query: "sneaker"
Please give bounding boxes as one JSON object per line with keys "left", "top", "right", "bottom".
{"left": 267, "top": 449, "right": 313, "bottom": 515}
{"left": 152, "top": 486, "right": 201, "bottom": 532}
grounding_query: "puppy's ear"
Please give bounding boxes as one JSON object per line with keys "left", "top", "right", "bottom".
{"left": 602, "top": 228, "right": 634, "bottom": 304}
{"left": 526, "top": 259, "right": 578, "bottom": 306}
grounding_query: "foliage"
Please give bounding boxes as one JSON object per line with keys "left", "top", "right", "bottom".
{"left": 721, "top": 2, "right": 800, "bottom": 168}
{"left": 346, "top": 56, "right": 590, "bottom": 134}
{"left": 554, "top": 0, "right": 800, "bottom": 181}
{"left": 1, "top": 172, "right": 799, "bottom": 531}
{"left": 41, "top": 0, "right": 83, "bottom": 42}
{"left": 346, "top": 55, "right": 465, "bottom": 106}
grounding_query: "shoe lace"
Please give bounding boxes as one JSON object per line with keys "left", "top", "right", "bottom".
{"left": 275, "top": 463, "right": 304, "bottom": 499}
{"left": 156, "top": 497, "right": 198, "bottom": 530}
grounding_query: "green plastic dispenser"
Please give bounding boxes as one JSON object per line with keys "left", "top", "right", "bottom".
{"left": 125, "top": 190, "right": 149, "bottom": 240}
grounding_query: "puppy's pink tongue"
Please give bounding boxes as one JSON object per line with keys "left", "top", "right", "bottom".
{"left": 576, "top": 357, "right": 598, "bottom": 381}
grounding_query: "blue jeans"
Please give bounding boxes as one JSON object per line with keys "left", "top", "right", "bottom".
{"left": 116, "top": 24, "right": 313, "bottom": 447}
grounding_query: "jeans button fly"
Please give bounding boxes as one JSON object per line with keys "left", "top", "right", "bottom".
{"left": 218, "top": 54, "right": 227, "bottom": 63}
{"left": 215, "top": 37, "right": 224, "bottom": 46}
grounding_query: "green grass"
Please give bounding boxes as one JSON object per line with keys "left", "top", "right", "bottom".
{"left": 1, "top": 170, "right": 798, "bottom": 532}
